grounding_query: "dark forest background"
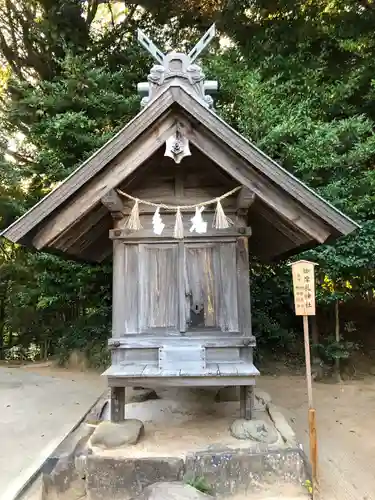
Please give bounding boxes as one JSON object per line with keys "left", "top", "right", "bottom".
{"left": 1, "top": 1, "right": 375, "bottom": 376}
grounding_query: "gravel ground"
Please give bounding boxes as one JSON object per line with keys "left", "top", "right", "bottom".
{"left": 0, "top": 365, "right": 105, "bottom": 500}
{"left": 259, "top": 374, "right": 375, "bottom": 500}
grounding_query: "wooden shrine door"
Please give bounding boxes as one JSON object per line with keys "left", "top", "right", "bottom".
{"left": 184, "top": 242, "right": 239, "bottom": 334}
{"left": 136, "top": 240, "right": 240, "bottom": 336}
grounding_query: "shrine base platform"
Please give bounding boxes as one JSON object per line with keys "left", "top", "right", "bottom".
{"left": 41, "top": 389, "right": 309, "bottom": 500}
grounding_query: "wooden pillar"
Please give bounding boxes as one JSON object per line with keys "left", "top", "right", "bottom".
{"left": 112, "top": 239, "right": 126, "bottom": 337}
{"left": 236, "top": 236, "right": 252, "bottom": 337}
{"left": 240, "top": 386, "right": 254, "bottom": 420}
{"left": 110, "top": 387, "right": 125, "bottom": 422}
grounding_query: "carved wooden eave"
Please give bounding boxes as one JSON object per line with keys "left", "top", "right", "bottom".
{"left": 1, "top": 81, "right": 360, "bottom": 262}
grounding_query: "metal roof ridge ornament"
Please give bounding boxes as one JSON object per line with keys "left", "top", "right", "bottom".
{"left": 137, "top": 24, "right": 218, "bottom": 110}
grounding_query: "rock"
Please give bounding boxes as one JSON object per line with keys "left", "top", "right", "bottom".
{"left": 254, "top": 390, "right": 272, "bottom": 411}
{"left": 229, "top": 419, "right": 278, "bottom": 444}
{"left": 132, "top": 482, "right": 213, "bottom": 500}
{"left": 90, "top": 420, "right": 144, "bottom": 449}
{"left": 127, "top": 388, "right": 159, "bottom": 403}
{"left": 267, "top": 403, "right": 297, "bottom": 446}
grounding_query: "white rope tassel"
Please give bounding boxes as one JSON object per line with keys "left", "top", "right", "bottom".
{"left": 213, "top": 199, "right": 232, "bottom": 229}
{"left": 174, "top": 208, "right": 184, "bottom": 239}
{"left": 152, "top": 206, "right": 165, "bottom": 235}
{"left": 125, "top": 199, "right": 142, "bottom": 231}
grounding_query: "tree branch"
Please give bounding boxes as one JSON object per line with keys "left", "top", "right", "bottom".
{"left": 107, "top": 0, "right": 115, "bottom": 28}
{"left": 86, "top": 0, "right": 99, "bottom": 27}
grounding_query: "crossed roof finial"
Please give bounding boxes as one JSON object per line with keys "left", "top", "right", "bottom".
{"left": 137, "top": 24, "right": 216, "bottom": 65}
{"left": 136, "top": 25, "right": 218, "bottom": 109}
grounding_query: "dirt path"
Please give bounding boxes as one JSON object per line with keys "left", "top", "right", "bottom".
{"left": 22, "top": 364, "right": 375, "bottom": 500}
{"left": 259, "top": 375, "right": 375, "bottom": 500}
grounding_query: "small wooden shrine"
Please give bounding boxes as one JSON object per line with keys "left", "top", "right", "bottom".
{"left": 2, "top": 26, "right": 358, "bottom": 423}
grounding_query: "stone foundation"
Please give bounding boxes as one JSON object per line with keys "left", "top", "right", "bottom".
{"left": 41, "top": 389, "right": 309, "bottom": 500}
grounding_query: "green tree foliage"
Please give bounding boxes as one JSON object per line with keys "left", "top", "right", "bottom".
{"left": 1, "top": 0, "right": 375, "bottom": 365}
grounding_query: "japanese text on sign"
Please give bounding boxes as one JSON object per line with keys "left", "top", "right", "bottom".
{"left": 291, "top": 261, "right": 316, "bottom": 316}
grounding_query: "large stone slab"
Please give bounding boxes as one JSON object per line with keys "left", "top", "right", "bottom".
{"left": 42, "top": 423, "right": 94, "bottom": 500}
{"left": 184, "top": 448, "right": 306, "bottom": 497}
{"left": 86, "top": 456, "right": 185, "bottom": 500}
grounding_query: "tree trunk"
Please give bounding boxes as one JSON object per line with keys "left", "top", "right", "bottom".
{"left": 334, "top": 300, "right": 342, "bottom": 383}
{"left": 311, "top": 313, "right": 324, "bottom": 381}
{"left": 311, "top": 314, "right": 319, "bottom": 346}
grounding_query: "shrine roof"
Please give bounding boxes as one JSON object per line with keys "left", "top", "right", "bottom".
{"left": 1, "top": 44, "right": 360, "bottom": 262}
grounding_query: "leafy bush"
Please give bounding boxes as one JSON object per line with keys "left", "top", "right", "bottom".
{"left": 185, "top": 476, "right": 212, "bottom": 494}
{"left": 5, "top": 343, "right": 41, "bottom": 362}
{"left": 314, "top": 337, "right": 359, "bottom": 365}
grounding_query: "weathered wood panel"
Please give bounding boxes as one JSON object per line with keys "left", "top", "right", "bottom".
{"left": 108, "top": 335, "right": 255, "bottom": 348}
{"left": 111, "top": 227, "right": 250, "bottom": 241}
{"left": 139, "top": 244, "right": 179, "bottom": 332}
{"left": 185, "top": 244, "right": 216, "bottom": 329}
{"left": 240, "top": 346, "right": 253, "bottom": 364}
{"left": 216, "top": 242, "right": 239, "bottom": 332}
{"left": 159, "top": 345, "right": 206, "bottom": 372}
{"left": 106, "top": 374, "right": 258, "bottom": 388}
{"left": 103, "top": 362, "right": 260, "bottom": 381}
{"left": 112, "top": 348, "right": 158, "bottom": 365}
{"left": 205, "top": 347, "right": 240, "bottom": 363}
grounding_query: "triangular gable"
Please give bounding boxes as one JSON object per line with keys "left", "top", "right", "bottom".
{"left": 1, "top": 81, "right": 359, "bottom": 261}
{"left": 1, "top": 85, "right": 176, "bottom": 245}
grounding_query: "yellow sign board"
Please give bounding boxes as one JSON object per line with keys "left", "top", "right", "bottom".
{"left": 290, "top": 260, "right": 317, "bottom": 316}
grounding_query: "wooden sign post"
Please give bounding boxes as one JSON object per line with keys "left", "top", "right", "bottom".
{"left": 290, "top": 260, "right": 319, "bottom": 497}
